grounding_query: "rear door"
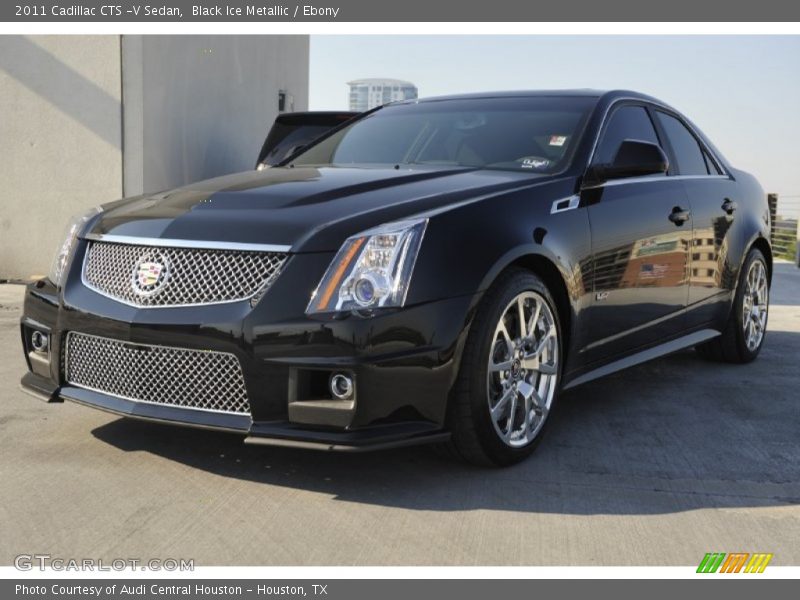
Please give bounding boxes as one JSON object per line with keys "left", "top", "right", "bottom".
{"left": 651, "top": 110, "right": 742, "bottom": 327}
{"left": 582, "top": 103, "right": 692, "bottom": 364}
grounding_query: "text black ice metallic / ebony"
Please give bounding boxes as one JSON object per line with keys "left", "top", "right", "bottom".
{"left": 20, "top": 90, "right": 772, "bottom": 465}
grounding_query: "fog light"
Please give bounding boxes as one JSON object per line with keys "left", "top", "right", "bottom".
{"left": 330, "top": 373, "right": 354, "bottom": 400}
{"left": 31, "top": 330, "right": 49, "bottom": 353}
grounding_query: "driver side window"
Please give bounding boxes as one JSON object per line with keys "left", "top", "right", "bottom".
{"left": 594, "top": 105, "right": 663, "bottom": 168}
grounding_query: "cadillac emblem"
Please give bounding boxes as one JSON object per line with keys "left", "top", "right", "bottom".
{"left": 131, "top": 254, "right": 169, "bottom": 296}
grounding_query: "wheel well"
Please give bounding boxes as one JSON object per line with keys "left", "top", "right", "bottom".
{"left": 506, "top": 255, "right": 573, "bottom": 352}
{"left": 750, "top": 237, "right": 773, "bottom": 283}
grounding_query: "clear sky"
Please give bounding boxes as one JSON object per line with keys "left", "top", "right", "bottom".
{"left": 310, "top": 35, "right": 800, "bottom": 206}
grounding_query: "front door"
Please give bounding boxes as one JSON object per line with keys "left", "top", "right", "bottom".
{"left": 582, "top": 104, "right": 692, "bottom": 364}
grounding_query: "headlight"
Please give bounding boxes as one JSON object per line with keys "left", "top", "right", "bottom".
{"left": 48, "top": 206, "right": 103, "bottom": 286}
{"left": 306, "top": 217, "right": 428, "bottom": 315}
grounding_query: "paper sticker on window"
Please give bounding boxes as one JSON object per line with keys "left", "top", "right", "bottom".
{"left": 549, "top": 135, "right": 568, "bottom": 147}
{"left": 520, "top": 157, "right": 550, "bottom": 170}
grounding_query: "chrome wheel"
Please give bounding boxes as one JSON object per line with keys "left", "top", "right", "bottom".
{"left": 487, "top": 291, "right": 558, "bottom": 447}
{"left": 742, "top": 259, "right": 768, "bottom": 352}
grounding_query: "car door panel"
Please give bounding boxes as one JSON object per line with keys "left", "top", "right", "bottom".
{"left": 582, "top": 180, "right": 691, "bottom": 364}
{"left": 579, "top": 103, "right": 691, "bottom": 364}
{"left": 683, "top": 176, "right": 744, "bottom": 326}
{"left": 649, "top": 109, "right": 744, "bottom": 329}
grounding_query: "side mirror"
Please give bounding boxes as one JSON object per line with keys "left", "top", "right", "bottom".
{"left": 586, "top": 140, "right": 669, "bottom": 184}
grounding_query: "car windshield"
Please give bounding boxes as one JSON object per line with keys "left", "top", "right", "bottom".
{"left": 289, "top": 96, "right": 596, "bottom": 174}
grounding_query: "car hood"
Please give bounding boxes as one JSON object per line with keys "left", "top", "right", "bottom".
{"left": 88, "top": 166, "right": 554, "bottom": 253}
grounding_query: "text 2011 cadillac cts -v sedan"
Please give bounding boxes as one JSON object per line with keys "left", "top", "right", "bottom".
{"left": 20, "top": 90, "right": 772, "bottom": 466}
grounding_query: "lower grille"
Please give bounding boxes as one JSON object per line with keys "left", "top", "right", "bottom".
{"left": 64, "top": 332, "right": 251, "bottom": 415}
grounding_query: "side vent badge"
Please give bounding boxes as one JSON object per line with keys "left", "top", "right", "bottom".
{"left": 550, "top": 194, "right": 580, "bottom": 214}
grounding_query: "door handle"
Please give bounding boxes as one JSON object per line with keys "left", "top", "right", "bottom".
{"left": 669, "top": 206, "right": 691, "bottom": 225}
{"left": 722, "top": 198, "right": 738, "bottom": 214}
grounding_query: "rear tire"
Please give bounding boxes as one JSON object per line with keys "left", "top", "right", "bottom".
{"left": 443, "top": 269, "right": 563, "bottom": 466}
{"left": 695, "top": 248, "right": 769, "bottom": 363}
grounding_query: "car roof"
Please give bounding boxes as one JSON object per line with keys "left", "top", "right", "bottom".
{"left": 406, "top": 89, "right": 667, "bottom": 106}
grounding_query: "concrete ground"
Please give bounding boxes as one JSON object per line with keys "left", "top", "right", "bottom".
{"left": 0, "top": 264, "right": 798, "bottom": 567}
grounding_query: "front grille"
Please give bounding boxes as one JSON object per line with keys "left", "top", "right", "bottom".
{"left": 64, "top": 332, "right": 251, "bottom": 415}
{"left": 82, "top": 241, "right": 287, "bottom": 307}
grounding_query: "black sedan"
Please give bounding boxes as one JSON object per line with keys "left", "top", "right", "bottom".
{"left": 20, "top": 90, "right": 772, "bottom": 466}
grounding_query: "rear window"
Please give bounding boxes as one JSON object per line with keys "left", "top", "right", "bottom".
{"left": 258, "top": 123, "right": 337, "bottom": 166}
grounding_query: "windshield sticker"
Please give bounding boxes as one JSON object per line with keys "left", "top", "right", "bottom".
{"left": 520, "top": 157, "right": 551, "bottom": 170}
{"left": 549, "top": 135, "right": 568, "bottom": 147}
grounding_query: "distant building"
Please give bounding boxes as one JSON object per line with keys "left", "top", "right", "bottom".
{"left": 347, "top": 78, "right": 418, "bottom": 111}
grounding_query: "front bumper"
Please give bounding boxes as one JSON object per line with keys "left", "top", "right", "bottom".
{"left": 20, "top": 259, "right": 478, "bottom": 451}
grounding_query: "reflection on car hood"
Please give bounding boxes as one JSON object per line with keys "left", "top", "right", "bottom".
{"left": 88, "top": 166, "right": 554, "bottom": 252}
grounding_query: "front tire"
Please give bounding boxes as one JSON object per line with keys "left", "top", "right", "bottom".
{"left": 445, "top": 269, "right": 562, "bottom": 466}
{"left": 696, "top": 247, "right": 769, "bottom": 363}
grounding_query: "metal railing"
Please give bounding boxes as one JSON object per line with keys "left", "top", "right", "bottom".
{"left": 769, "top": 194, "right": 799, "bottom": 266}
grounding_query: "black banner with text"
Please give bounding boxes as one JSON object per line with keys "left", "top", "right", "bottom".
{"left": 4, "top": 0, "right": 800, "bottom": 22}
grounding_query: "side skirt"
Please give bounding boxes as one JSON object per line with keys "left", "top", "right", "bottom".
{"left": 562, "top": 329, "right": 720, "bottom": 390}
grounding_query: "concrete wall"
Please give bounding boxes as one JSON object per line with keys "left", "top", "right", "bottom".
{"left": 123, "top": 35, "right": 309, "bottom": 195}
{"left": 0, "top": 36, "right": 123, "bottom": 279}
{"left": 0, "top": 34, "right": 310, "bottom": 279}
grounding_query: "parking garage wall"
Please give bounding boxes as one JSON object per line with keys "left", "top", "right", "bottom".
{"left": 0, "top": 35, "right": 309, "bottom": 279}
